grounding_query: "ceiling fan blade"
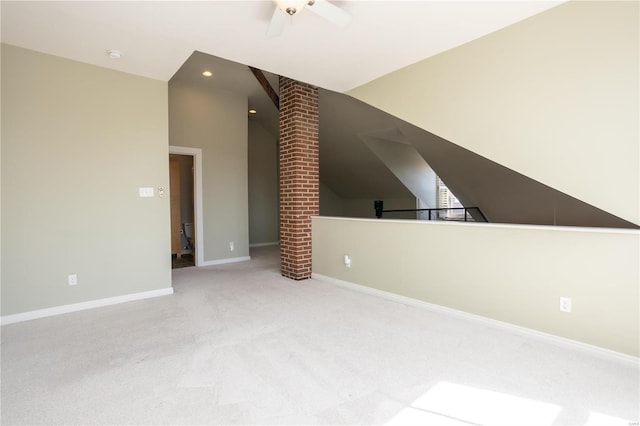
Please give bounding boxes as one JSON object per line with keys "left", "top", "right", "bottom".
{"left": 266, "top": 7, "right": 287, "bottom": 37}
{"left": 307, "top": 0, "right": 351, "bottom": 27}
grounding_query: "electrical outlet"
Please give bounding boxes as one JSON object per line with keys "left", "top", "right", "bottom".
{"left": 229, "top": 241, "right": 234, "bottom": 252}
{"left": 560, "top": 297, "right": 572, "bottom": 313}
{"left": 68, "top": 274, "right": 77, "bottom": 286}
{"left": 344, "top": 255, "right": 351, "bottom": 268}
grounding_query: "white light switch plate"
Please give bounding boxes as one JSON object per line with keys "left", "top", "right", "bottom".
{"left": 139, "top": 187, "right": 154, "bottom": 197}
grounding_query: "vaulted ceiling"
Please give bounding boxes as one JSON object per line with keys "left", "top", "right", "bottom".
{"left": 1, "top": 1, "right": 562, "bottom": 92}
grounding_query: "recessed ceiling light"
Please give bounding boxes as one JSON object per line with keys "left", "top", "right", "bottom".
{"left": 249, "top": 109, "right": 257, "bottom": 114}
{"left": 107, "top": 50, "right": 122, "bottom": 59}
{"left": 202, "top": 70, "right": 213, "bottom": 77}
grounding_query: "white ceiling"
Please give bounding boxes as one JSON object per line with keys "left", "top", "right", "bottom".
{"left": 1, "top": 0, "right": 562, "bottom": 92}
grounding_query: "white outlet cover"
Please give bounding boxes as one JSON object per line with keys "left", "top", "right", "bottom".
{"left": 139, "top": 187, "right": 154, "bottom": 197}
{"left": 68, "top": 274, "right": 77, "bottom": 286}
{"left": 560, "top": 297, "right": 572, "bottom": 312}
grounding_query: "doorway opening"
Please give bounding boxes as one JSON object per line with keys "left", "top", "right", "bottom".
{"left": 170, "top": 153, "right": 194, "bottom": 268}
{"left": 169, "top": 146, "right": 204, "bottom": 269}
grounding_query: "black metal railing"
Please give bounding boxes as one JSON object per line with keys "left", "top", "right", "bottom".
{"left": 374, "top": 201, "right": 488, "bottom": 223}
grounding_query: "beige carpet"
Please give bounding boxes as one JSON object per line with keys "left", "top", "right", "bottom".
{"left": 1, "top": 246, "right": 638, "bottom": 425}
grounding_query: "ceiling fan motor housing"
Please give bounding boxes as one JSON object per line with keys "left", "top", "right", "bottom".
{"left": 269, "top": 0, "right": 352, "bottom": 37}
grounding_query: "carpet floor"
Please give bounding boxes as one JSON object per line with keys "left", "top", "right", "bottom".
{"left": 1, "top": 246, "right": 638, "bottom": 425}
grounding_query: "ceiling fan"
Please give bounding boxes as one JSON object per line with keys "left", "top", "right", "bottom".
{"left": 267, "top": 0, "right": 352, "bottom": 37}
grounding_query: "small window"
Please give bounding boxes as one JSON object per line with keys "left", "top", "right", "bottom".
{"left": 436, "top": 176, "right": 463, "bottom": 220}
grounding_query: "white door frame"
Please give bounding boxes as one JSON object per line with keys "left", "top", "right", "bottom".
{"left": 169, "top": 146, "right": 204, "bottom": 267}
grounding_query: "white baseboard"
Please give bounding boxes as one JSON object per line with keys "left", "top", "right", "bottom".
{"left": 311, "top": 273, "right": 639, "bottom": 367}
{"left": 200, "top": 256, "right": 251, "bottom": 267}
{"left": 1, "top": 287, "right": 174, "bottom": 326}
{"left": 249, "top": 241, "right": 279, "bottom": 248}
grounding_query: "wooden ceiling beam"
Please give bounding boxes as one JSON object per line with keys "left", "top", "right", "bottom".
{"left": 249, "top": 66, "right": 279, "bottom": 111}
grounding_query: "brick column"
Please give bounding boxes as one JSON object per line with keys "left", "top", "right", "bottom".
{"left": 279, "top": 77, "right": 319, "bottom": 280}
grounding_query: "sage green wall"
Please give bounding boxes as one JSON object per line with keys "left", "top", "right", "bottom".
{"left": 1, "top": 42, "right": 4, "bottom": 305}
{"left": 313, "top": 217, "right": 639, "bottom": 356}
{"left": 1, "top": 44, "right": 171, "bottom": 315}
{"left": 348, "top": 1, "right": 639, "bottom": 225}
{"left": 168, "top": 80, "right": 249, "bottom": 261}
{"left": 248, "top": 120, "right": 278, "bottom": 245}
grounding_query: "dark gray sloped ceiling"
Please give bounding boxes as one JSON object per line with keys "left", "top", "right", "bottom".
{"left": 391, "top": 114, "right": 638, "bottom": 229}
{"left": 319, "top": 91, "right": 413, "bottom": 199}
{"left": 320, "top": 90, "right": 637, "bottom": 228}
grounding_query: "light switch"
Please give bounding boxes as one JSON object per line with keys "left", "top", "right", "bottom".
{"left": 139, "top": 187, "right": 154, "bottom": 197}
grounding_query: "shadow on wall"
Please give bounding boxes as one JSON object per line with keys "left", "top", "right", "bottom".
{"left": 316, "top": 89, "right": 637, "bottom": 229}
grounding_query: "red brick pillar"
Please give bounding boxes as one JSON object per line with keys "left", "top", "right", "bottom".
{"left": 279, "top": 77, "right": 319, "bottom": 280}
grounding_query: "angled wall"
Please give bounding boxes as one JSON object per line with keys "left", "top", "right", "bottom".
{"left": 349, "top": 1, "right": 639, "bottom": 226}
{"left": 317, "top": 88, "right": 634, "bottom": 227}
{"left": 361, "top": 132, "right": 437, "bottom": 208}
{"left": 394, "top": 119, "right": 637, "bottom": 228}
{"left": 318, "top": 90, "right": 414, "bottom": 201}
